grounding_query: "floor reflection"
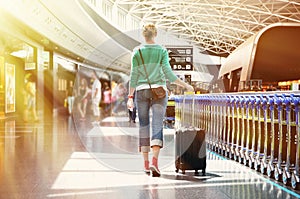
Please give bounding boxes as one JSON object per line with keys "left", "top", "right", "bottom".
{"left": 0, "top": 115, "right": 299, "bottom": 199}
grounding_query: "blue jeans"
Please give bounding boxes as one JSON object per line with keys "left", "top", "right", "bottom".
{"left": 136, "top": 89, "right": 168, "bottom": 152}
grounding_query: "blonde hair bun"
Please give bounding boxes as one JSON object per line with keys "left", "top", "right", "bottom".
{"left": 142, "top": 23, "right": 157, "bottom": 38}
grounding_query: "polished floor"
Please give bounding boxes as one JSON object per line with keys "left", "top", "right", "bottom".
{"left": 0, "top": 111, "right": 300, "bottom": 199}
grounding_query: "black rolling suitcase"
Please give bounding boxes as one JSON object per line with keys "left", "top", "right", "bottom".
{"left": 175, "top": 94, "right": 206, "bottom": 175}
{"left": 175, "top": 127, "right": 206, "bottom": 175}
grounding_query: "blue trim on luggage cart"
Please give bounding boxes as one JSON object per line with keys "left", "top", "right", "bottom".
{"left": 208, "top": 150, "right": 300, "bottom": 198}
{"left": 208, "top": 150, "right": 227, "bottom": 160}
{"left": 260, "top": 178, "right": 300, "bottom": 198}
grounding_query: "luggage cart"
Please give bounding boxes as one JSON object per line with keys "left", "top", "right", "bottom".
{"left": 274, "top": 95, "right": 284, "bottom": 181}
{"left": 239, "top": 96, "right": 247, "bottom": 164}
{"left": 254, "top": 96, "right": 263, "bottom": 171}
{"left": 179, "top": 92, "right": 300, "bottom": 190}
{"left": 267, "top": 96, "right": 276, "bottom": 178}
{"left": 291, "top": 95, "right": 300, "bottom": 189}
{"left": 260, "top": 96, "right": 270, "bottom": 174}
{"left": 211, "top": 96, "right": 218, "bottom": 151}
{"left": 225, "top": 96, "right": 232, "bottom": 158}
{"left": 282, "top": 95, "right": 295, "bottom": 185}
{"left": 248, "top": 96, "right": 257, "bottom": 169}
{"left": 216, "top": 96, "right": 224, "bottom": 154}
{"left": 243, "top": 96, "right": 252, "bottom": 166}
{"left": 221, "top": 95, "right": 229, "bottom": 156}
{"left": 229, "top": 97, "right": 238, "bottom": 160}
{"left": 174, "top": 96, "right": 183, "bottom": 129}
{"left": 207, "top": 96, "right": 214, "bottom": 150}
{"left": 233, "top": 96, "right": 242, "bottom": 161}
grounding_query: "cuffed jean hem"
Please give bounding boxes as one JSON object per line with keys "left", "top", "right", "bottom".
{"left": 139, "top": 146, "right": 151, "bottom": 153}
{"left": 151, "top": 139, "right": 163, "bottom": 148}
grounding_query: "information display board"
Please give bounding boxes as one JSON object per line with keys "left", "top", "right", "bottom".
{"left": 167, "top": 46, "right": 193, "bottom": 71}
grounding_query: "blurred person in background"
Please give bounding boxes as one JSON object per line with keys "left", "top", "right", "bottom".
{"left": 66, "top": 81, "right": 75, "bottom": 114}
{"left": 23, "top": 73, "right": 39, "bottom": 122}
{"left": 111, "top": 82, "right": 127, "bottom": 116}
{"left": 91, "top": 71, "right": 101, "bottom": 123}
{"left": 77, "top": 78, "right": 90, "bottom": 120}
{"left": 128, "top": 90, "right": 137, "bottom": 123}
{"left": 103, "top": 82, "right": 112, "bottom": 116}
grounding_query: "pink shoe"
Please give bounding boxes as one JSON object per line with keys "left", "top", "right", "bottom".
{"left": 150, "top": 157, "right": 160, "bottom": 177}
{"left": 149, "top": 164, "right": 160, "bottom": 177}
{"left": 144, "top": 161, "right": 150, "bottom": 174}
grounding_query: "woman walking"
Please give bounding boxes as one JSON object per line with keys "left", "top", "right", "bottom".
{"left": 127, "top": 23, "right": 194, "bottom": 177}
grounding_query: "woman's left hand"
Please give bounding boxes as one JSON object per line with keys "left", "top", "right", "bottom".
{"left": 127, "top": 98, "right": 134, "bottom": 110}
{"left": 186, "top": 85, "right": 194, "bottom": 92}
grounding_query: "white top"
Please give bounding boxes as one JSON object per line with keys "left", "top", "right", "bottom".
{"left": 136, "top": 84, "right": 167, "bottom": 91}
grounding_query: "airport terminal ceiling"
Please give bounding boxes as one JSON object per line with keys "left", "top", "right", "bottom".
{"left": 1, "top": 0, "right": 300, "bottom": 75}
{"left": 112, "top": 0, "right": 300, "bottom": 57}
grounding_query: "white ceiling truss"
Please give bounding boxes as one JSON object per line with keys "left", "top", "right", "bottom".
{"left": 110, "top": 0, "right": 300, "bottom": 56}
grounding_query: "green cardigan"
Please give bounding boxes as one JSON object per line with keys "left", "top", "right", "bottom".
{"left": 130, "top": 44, "right": 178, "bottom": 89}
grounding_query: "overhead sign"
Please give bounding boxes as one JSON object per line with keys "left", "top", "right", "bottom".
{"left": 167, "top": 46, "right": 193, "bottom": 71}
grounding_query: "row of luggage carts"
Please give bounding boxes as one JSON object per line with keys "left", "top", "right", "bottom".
{"left": 174, "top": 92, "right": 300, "bottom": 189}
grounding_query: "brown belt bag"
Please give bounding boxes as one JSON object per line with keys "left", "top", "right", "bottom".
{"left": 151, "top": 87, "right": 166, "bottom": 100}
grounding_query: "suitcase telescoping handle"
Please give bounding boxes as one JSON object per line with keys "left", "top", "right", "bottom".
{"left": 182, "top": 91, "right": 195, "bottom": 128}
